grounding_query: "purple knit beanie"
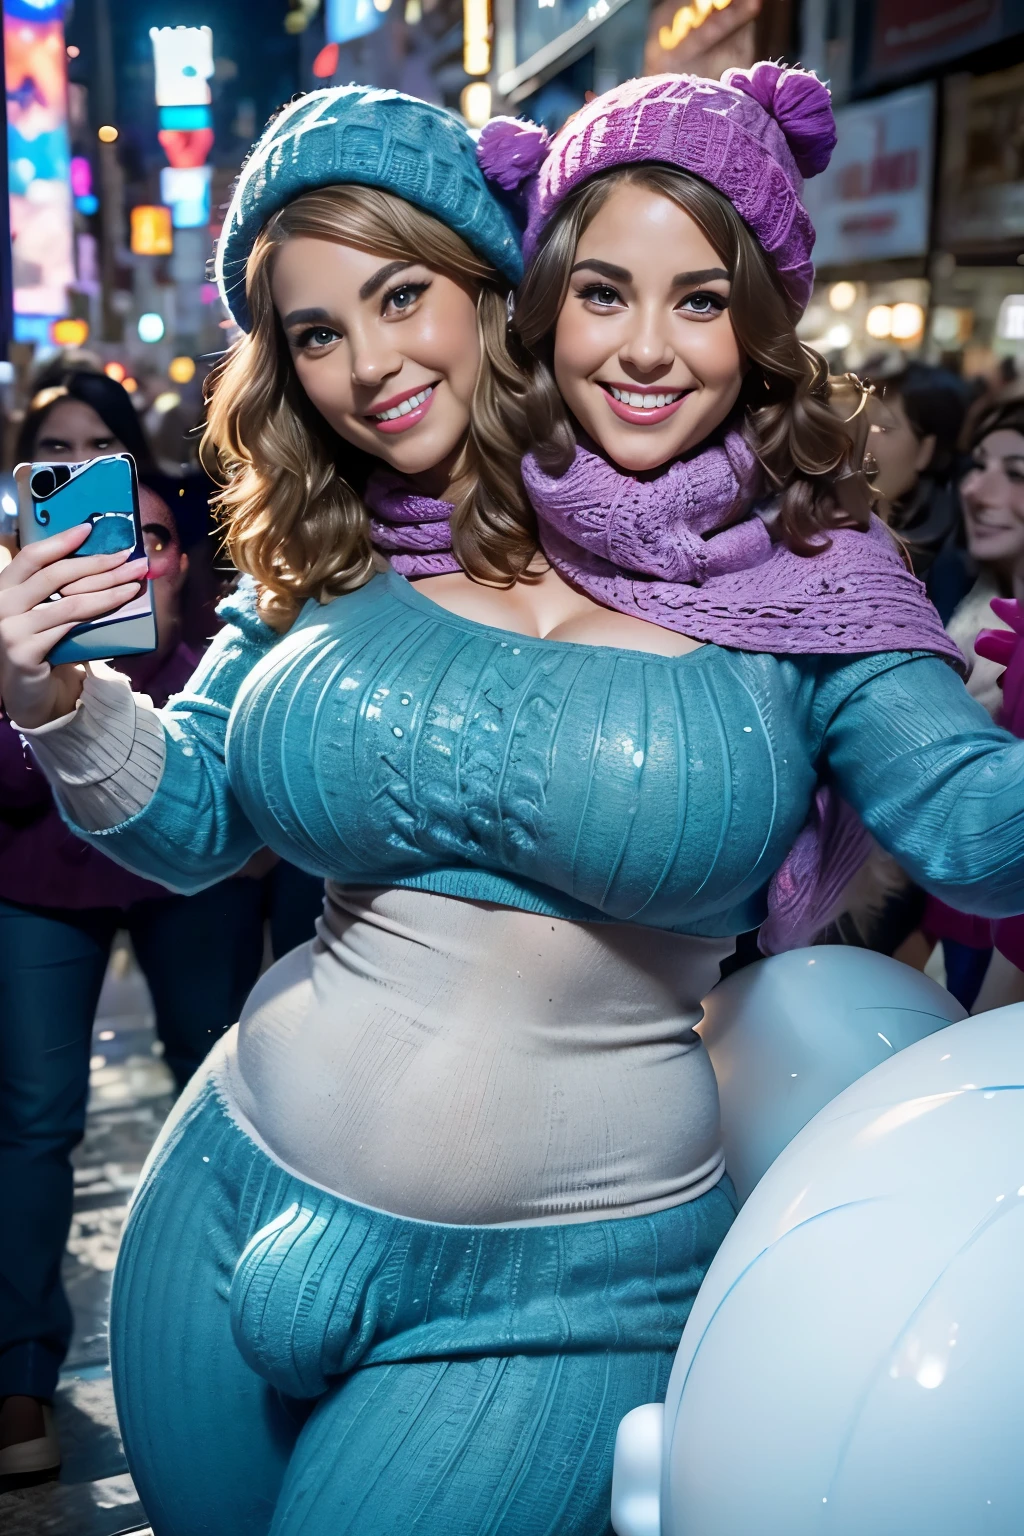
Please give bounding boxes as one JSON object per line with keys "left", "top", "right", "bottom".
{"left": 476, "top": 64, "right": 837, "bottom": 314}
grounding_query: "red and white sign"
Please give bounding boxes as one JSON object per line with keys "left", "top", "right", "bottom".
{"left": 869, "top": 0, "right": 1000, "bottom": 81}
{"left": 802, "top": 84, "right": 935, "bottom": 268}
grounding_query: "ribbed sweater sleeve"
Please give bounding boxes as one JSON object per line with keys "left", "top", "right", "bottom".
{"left": 817, "top": 651, "right": 1024, "bottom": 917}
{"left": 17, "top": 666, "right": 165, "bottom": 830}
{"left": 22, "top": 578, "right": 281, "bottom": 894}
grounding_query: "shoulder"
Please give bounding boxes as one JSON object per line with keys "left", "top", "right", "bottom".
{"left": 215, "top": 575, "right": 282, "bottom": 647}
{"left": 801, "top": 647, "right": 964, "bottom": 739}
{"left": 763, "top": 517, "right": 966, "bottom": 673}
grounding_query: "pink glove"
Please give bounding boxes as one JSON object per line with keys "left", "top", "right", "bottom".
{"left": 976, "top": 596, "right": 1024, "bottom": 737}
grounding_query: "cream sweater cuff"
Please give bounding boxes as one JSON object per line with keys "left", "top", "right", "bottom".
{"left": 15, "top": 664, "right": 167, "bottom": 831}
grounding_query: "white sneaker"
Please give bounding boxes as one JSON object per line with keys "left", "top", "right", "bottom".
{"left": 0, "top": 1403, "right": 61, "bottom": 1481}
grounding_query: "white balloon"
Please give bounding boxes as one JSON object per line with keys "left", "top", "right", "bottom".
{"left": 654, "top": 1009, "right": 1024, "bottom": 1536}
{"left": 698, "top": 947, "right": 965, "bottom": 1202}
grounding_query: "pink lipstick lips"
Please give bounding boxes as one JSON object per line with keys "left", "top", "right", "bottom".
{"left": 600, "top": 382, "right": 691, "bottom": 426}
{"left": 367, "top": 382, "right": 439, "bottom": 434}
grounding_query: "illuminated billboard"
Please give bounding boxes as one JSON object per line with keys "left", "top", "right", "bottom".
{"left": 150, "top": 25, "right": 214, "bottom": 108}
{"left": 4, "top": 0, "right": 75, "bottom": 323}
{"left": 131, "top": 204, "right": 174, "bottom": 255}
{"left": 150, "top": 26, "right": 214, "bottom": 233}
{"left": 159, "top": 165, "right": 211, "bottom": 229}
{"left": 325, "top": 0, "right": 382, "bottom": 45}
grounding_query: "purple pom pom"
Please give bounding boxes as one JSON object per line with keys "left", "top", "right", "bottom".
{"left": 476, "top": 116, "right": 550, "bottom": 192}
{"left": 725, "top": 62, "right": 837, "bottom": 179}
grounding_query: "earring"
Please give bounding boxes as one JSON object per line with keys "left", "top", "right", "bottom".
{"left": 506, "top": 292, "right": 516, "bottom": 327}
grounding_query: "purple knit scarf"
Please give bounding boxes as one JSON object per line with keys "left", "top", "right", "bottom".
{"left": 365, "top": 438, "right": 964, "bottom": 953}
{"left": 366, "top": 471, "right": 461, "bottom": 577}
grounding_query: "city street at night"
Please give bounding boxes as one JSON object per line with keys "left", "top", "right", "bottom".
{"left": 4, "top": 2, "right": 1024, "bottom": 1534}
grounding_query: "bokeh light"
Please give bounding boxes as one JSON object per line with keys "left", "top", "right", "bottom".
{"left": 51, "top": 318, "right": 89, "bottom": 346}
{"left": 890, "top": 302, "right": 925, "bottom": 342}
{"left": 168, "top": 355, "right": 196, "bottom": 385}
{"left": 138, "top": 312, "right": 166, "bottom": 343}
{"left": 828, "top": 281, "right": 857, "bottom": 311}
{"left": 104, "top": 361, "right": 127, "bottom": 382}
{"left": 98, "top": 125, "right": 119, "bottom": 144}
{"left": 312, "top": 43, "right": 340, "bottom": 77}
{"left": 866, "top": 305, "right": 894, "bottom": 339}
{"left": 461, "top": 82, "right": 492, "bottom": 127}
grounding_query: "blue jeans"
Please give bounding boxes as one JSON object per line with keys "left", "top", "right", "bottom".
{"left": 941, "top": 939, "right": 993, "bottom": 1012}
{"left": 111, "top": 1065, "right": 736, "bottom": 1536}
{"left": 0, "top": 882, "right": 272, "bottom": 1399}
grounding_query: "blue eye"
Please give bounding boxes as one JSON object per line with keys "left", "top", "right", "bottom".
{"left": 680, "top": 291, "right": 726, "bottom": 315}
{"left": 295, "top": 325, "right": 339, "bottom": 350}
{"left": 579, "top": 283, "right": 621, "bottom": 307}
{"left": 384, "top": 282, "right": 429, "bottom": 314}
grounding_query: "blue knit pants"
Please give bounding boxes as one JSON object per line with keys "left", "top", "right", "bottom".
{"left": 111, "top": 1069, "right": 736, "bottom": 1536}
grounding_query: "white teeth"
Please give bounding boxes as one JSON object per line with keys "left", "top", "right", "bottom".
{"left": 608, "top": 385, "right": 681, "bottom": 410}
{"left": 374, "top": 386, "right": 433, "bottom": 422}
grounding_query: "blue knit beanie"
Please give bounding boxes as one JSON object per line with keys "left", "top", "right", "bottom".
{"left": 215, "top": 85, "right": 523, "bottom": 331}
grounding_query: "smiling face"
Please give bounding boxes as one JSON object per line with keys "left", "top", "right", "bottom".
{"left": 552, "top": 182, "right": 745, "bottom": 473}
{"left": 270, "top": 237, "right": 482, "bottom": 490}
{"left": 961, "top": 428, "right": 1024, "bottom": 577}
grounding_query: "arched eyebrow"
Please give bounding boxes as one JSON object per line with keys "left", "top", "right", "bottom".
{"left": 570, "top": 260, "right": 731, "bottom": 287}
{"left": 281, "top": 306, "right": 332, "bottom": 328}
{"left": 571, "top": 259, "right": 631, "bottom": 282}
{"left": 359, "top": 260, "right": 416, "bottom": 300}
{"left": 673, "top": 267, "right": 729, "bottom": 286}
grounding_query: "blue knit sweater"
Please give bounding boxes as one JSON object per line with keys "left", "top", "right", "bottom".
{"left": 70, "top": 570, "right": 1024, "bottom": 935}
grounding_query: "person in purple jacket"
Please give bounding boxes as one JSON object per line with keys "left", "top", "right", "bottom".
{"left": 0, "top": 399, "right": 274, "bottom": 1484}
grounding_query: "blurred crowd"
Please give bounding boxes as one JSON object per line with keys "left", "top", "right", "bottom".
{"left": 0, "top": 352, "right": 327, "bottom": 1441}
{"left": 825, "top": 353, "right": 1024, "bottom": 1011}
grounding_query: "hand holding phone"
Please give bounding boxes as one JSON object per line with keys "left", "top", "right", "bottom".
{"left": 0, "top": 521, "right": 148, "bottom": 730}
{"left": 15, "top": 453, "right": 157, "bottom": 665}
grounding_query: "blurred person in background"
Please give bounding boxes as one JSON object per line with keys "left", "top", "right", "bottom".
{"left": 15, "top": 366, "right": 157, "bottom": 478}
{"left": 938, "top": 399, "right": 1024, "bottom": 1011}
{"left": 0, "top": 375, "right": 321, "bottom": 1485}
{"left": 948, "top": 399, "right": 1024, "bottom": 707}
{"left": 823, "top": 366, "right": 972, "bottom": 964}
{"left": 13, "top": 364, "right": 223, "bottom": 649}
{"left": 866, "top": 364, "right": 972, "bottom": 619}
{"left": 895, "top": 399, "right": 1024, "bottom": 1007}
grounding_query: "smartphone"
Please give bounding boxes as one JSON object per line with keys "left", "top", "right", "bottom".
{"left": 15, "top": 453, "right": 157, "bottom": 665}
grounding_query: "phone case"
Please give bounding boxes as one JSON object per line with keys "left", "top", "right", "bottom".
{"left": 15, "top": 454, "right": 157, "bottom": 664}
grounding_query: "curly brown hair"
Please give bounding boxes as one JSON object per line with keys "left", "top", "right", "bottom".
{"left": 202, "top": 186, "right": 536, "bottom": 625}
{"left": 508, "top": 165, "right": 865, "bottom": 553}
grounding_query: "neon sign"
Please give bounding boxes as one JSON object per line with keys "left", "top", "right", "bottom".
{"left": 658, "top": 0, "right": 732, "bottom": 55}
{"left": 464, "top": 0, "right": 490, "bottom": 75}
{"left": 4, "top": 0, "right": 76, "bottom": 327}
{"left": 150, "top": 26, "right": 214, "bottom": 229}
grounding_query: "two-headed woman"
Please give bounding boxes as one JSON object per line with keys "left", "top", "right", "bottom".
{"left": 3, "top": 72, "right": 1024, "bottom": 1535}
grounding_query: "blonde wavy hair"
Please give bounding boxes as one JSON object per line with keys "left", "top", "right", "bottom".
{"left": 203, "top": 186, "right": 535, "bottom": 626}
